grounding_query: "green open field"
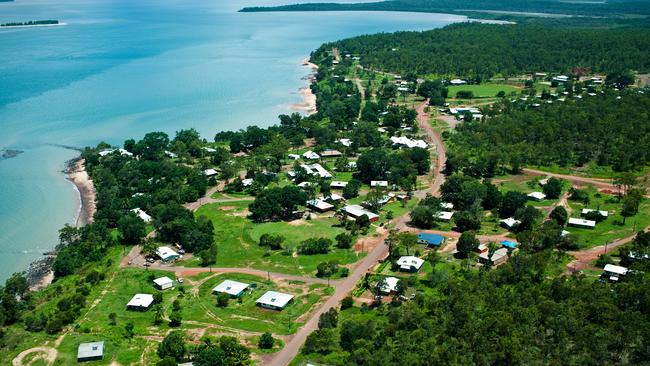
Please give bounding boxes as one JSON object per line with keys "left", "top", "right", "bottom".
{"left": 566, "top": 187, "right": 650, "bottom": 249}
{"left": 183, "top": 272, "right": 329, "bottom": 335}
{"left": 448, "top": 83, "right": 520, "bottom": 98}
{"left": 187, "top": 201, "right": 361, "bottom": 276}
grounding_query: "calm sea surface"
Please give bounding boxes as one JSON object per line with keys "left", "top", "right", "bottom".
{"left": 0, "top": 0, "right": 466, "bottom": 282}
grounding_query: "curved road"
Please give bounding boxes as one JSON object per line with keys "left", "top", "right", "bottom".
{"left": 266, "top": 99, "right": 447, "bottom": 366}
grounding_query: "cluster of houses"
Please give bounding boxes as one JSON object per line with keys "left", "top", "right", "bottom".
{"left": 211, "top": 279, "right": 294, "bottom": 310}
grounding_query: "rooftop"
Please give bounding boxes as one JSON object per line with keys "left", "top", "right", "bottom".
{"left": 212, "top": 280, "right": 250, "bottom": 297}
{"left": 77, "top": 341, "right": 104, "bottom": 359}
{"left": 256, "top": 291, "right": 294, "bottom": 308}
{"left": 127, "top": 294, "right": 154, "bottom": 308}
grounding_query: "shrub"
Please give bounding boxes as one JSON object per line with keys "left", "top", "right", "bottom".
{"left": 258, "top": 332, "right": 275, "bottom": 349}
{"left": 298, "top": 237, "right": 332, "bottom": 255}
{"left": 341, "top": 296, "right": 354, "bottom": 310}
{"left": 217, "top": 292, "right": 230, "bottom": 308}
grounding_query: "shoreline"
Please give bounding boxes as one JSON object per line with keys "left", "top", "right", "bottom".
{"left": 290, "top": 59, "right": 318, "bottom": 115}
{"left": 66, "top": 157, "right": 96, "bottom": 227}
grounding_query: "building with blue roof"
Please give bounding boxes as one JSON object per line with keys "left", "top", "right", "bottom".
{"left": 501, "top": 240, "right": 518, "bottom": 249}
{"left": 417, "top": 233, "right": 445, "bottom": 247}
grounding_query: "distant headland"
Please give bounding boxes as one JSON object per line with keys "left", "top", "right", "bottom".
{"left": 1, "top": 20, "right": 60, "bottom": 28}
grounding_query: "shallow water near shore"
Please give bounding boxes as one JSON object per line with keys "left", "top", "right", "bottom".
{"left": 0, "top": 0, "right": 466, "bottom": 282}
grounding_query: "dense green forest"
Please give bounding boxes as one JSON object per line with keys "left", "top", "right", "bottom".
{"left": 241, "top": 0, "right": 650, "bottom": 17}
{"left": 446, "top": 89, "right": 650, "bottom": 176}
{"left": 311, "top": 23, "right": 650, "bottom": 78}
{"left": 300, "top": 240, "right": 650, "bottom": 365}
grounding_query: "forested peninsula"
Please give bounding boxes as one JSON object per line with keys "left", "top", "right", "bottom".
{"left": 313, "top": 23, "right": 650, "bottom": 78}
{"left": 0, "top": 20, "right": 59, "bottom": 27}
{"left": 240, "top": 0, "right": 650, "bottom": 17}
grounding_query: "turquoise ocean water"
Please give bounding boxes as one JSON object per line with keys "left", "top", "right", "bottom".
{"left": 0, "top": 0, "right": 466, "bottom": 282}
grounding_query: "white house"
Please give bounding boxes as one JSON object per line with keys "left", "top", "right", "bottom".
{"left": 396, "top": 256, "right": 425, "bottom": 272}
{"left": 77, "top": 341, "right": 104, "bottom": 362}
{"left": 371, "top": 180, "right": 389, "bottom": 188}
{"left": 288, "top": 153, "right": 300, "bottom": 160}
{"left": 500, "top": 217, "right": 521, "bottom": 231}
{"left": 380, "top": 277, "right": 400, "bottom": 294}
{"left": 581, "top": 209, "right": 609, "bottom": 217}
{"left": 330, "top": 181, "right": 348, "bottom": 189}
{"left": 553, "top": 75, "right": 570, "bottom": 83}
{"left": 212, "top": 280, "right": 250, "bottom": 298}
{"left": 336, "top": 138, "right": 352, "bottom": 147}
{"left": 203, "top": 168, "right": 218, "bottom": 177}
{"left": 435, "top": 211, "right": 454, "bottom": 222}
{"left": 98, "top": 148, "right": 133, "bottom": 157}
{"left": 153, "top": 276, "right": 174, "bottom": 290}
{"left": 307, "top": 199, "right": 335, "bottom": 213}
{"left": 127, "top": 294, "right": 154, "bottom": 310}
{"left": 527, "top": 192, "right": 547, "bottom": 201}
{"left": 603, "top": 264, "right": 628, "bottom": 281}
{"left": 325, "top": 193, "right": 345, "bottom": 202}
{"left": 568, "top": 218, "right": 596, "bottom": 229}
{"left": 342, "top": 205, "right": 379, "bottom": 222}
{"left": 156, "top": 246, "right": 180, "bottom": 262}
{"left": 309, "top": 163, "right": 332, "bottom": 179}
{"left": 242, "top": 178, "right": 254, "bottom": 187}
{"left": 302, "top": 150, "right": 320, "bottom": 160}
{"left": 297, "top": 181, "right": 314, "bottom": 188}
{"left": 131, "top": 208, "right": 152, "bottom": 223}
{"left": 478, "top": 247, "right": 509, "bottom": 266}
{"left": 202, "top": 147, "right": 217, "bottom": 153}
{"left": 256, "top": 291, "right": 294, "bottom": 310}
{"left": 347, "top": 161, "right": 357, "bottom": 170}
{"left": 449, "top": 79, "right": 467, "bottom": 85}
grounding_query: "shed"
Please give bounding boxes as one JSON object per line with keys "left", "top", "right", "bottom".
{"left": 581, "top": 208, "right": 609, "bottom": 217}
{"left": 396, "top": 256, "right": 424, "bottom": 272}
{"left": 77, "top": 341, "right": 104, "bottom": 362}
{"left": 127, "top": 294, "right": 154, "bottom": 310}
{"left": 371, "top": 180, "right": 388, "bottom": 188}
{"left": 212, "top": 280, "right": 250, "bottom": 298}
{"left": 417, "top": 233, "right": 445, "bottom": 247}
{"left": 256, "top": 291, "right": 294, "bottom": 310}
{"left": 302, "top": 150, "right": 320, "bottom": 160}
{"left": 203, "top": 168, "right": 218, "bottom": 177}
{"left": 527, "top": 192, "right": 547, "bottom": 201}
{"left": 603, "top": 264, "right": 628, "bottom": 281}
{"left": 568, "top": 218, "right": 596, "bottom": 229}
{"left": 320, "top": 149, "right": 342, "bottom": 158}
{"left": 500, "top": 217, "right": 521, "bottom": 231}
{"left": 153, "top": 276, "right": 174, "bottom": 290}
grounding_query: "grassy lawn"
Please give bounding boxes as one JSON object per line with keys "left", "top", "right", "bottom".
{"left": 565, "top": 187, "right": 650, "bottom": 249}
{"left": 183, "top": 273, "right": 329, "bottom": 335}
{"left": 188, "top": 201, "right": 360, "bottom": 276}
{"left": 448, "top": 83, "right": 520, "bottom": 98}
{"left": 54, "top": 333, "right": 152, "bottom": 365}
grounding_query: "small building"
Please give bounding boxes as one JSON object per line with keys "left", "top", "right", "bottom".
{"left": 153, "top": 276, "right": 174, "bottom": 290}
{"left": 396, "top": 256, "right": 424, "bottom": 272}
{"left": 302, "top": 150, "right": 320, "bottom": 160}
{"left": 500, "top": 240, "right": 518, "bottom": 249}
{"left": 538, "top": 178, "right": 549, "bottom": 186}
{"left": 330, "top": 181, "right": 348, "bottom": 189}
{"left": 449, "top": 79, "right": 467, "bottom": 85}
{"left": 309, "top": 163, "right": 332, "bottom": 179}
{"left": 203, "top": 147, "right": 217, "bottom": 153}
{"left": 434, "top": 211, "right": 454, "bottom": 222}
{"left": 478, "top": 248, "right": 509, "bottom": 266}
{"left": 156, "top": 246, "right": 181, "bottom": 262}
{"left": 475, "top": 244, "right": 488, "bottom": 254}
{"left": 390, "top": 136, "right": 428, "bottom": 149}
{"left": 500, "top": 217, "right": 521, "bottom": 231}
{"left": 307, "top": 199, "right": 335, "bottom": 213}
{"left": 342, "top": 205, "right": 379, "bottom": 222}
{"left": 347, "top": 161, "right": 357, "bottom": 170}
{"left": 297, "top": 181, "right": 314, "bottom": 188}
{"left": 131, "top": 208, "right": 152, "bottom": 223}
{"left": 380, "top": 277, "right": 400, "bottom": 294}
{"left": 568, "top": 218, "right": 596, "bottom": 229}
{"left": 370, "top": 180, "right": 388, "bottom": 188}
{"left": 527, "top": 192, "right": 547, "bottom": 201}
{"left": 203, "top": 168, "right": 218, "bottom": 177}
{"left": 77, "top": 341, "right": 104, "bottom": 362}
{"left": 319, "top": 149, "right": 342, "bottom": 158}
{"left": 581, "top": 208, "right": 609, "bottom": 218}
{"left": 553, "top": 75, "right": 570, "bottom": 83}
{"left": 242, "top": 178, "right": 254, "bottom": 187}
{"left": 324, "top": 193, "right": 345, "bottom": 202}
{"left": 603, "top": 264, "right": 628, "bottom": 282}
{"left": 288, "top": 153, "right": 300, "bottom": 160}
{"left": 417, "top": 233, "right": 445, "bottom": 247}
{"left": 127, "top": 294, "right": 154, "bottom": 311}
{"left": 99, "top": 148, "right": 133, "bottom": 157}
{"left": 256, "top": 291, "right": 294, "bottom": 310}
{"left": 212, "top": 280, "right": 250, "bottom": 298}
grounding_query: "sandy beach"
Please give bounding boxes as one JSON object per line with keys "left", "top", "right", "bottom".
{"left": 66, "top": 158, "right": 96, "bottom": 227}
{"left": 290, "top": 59, "right": 318, "bottom": 115}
